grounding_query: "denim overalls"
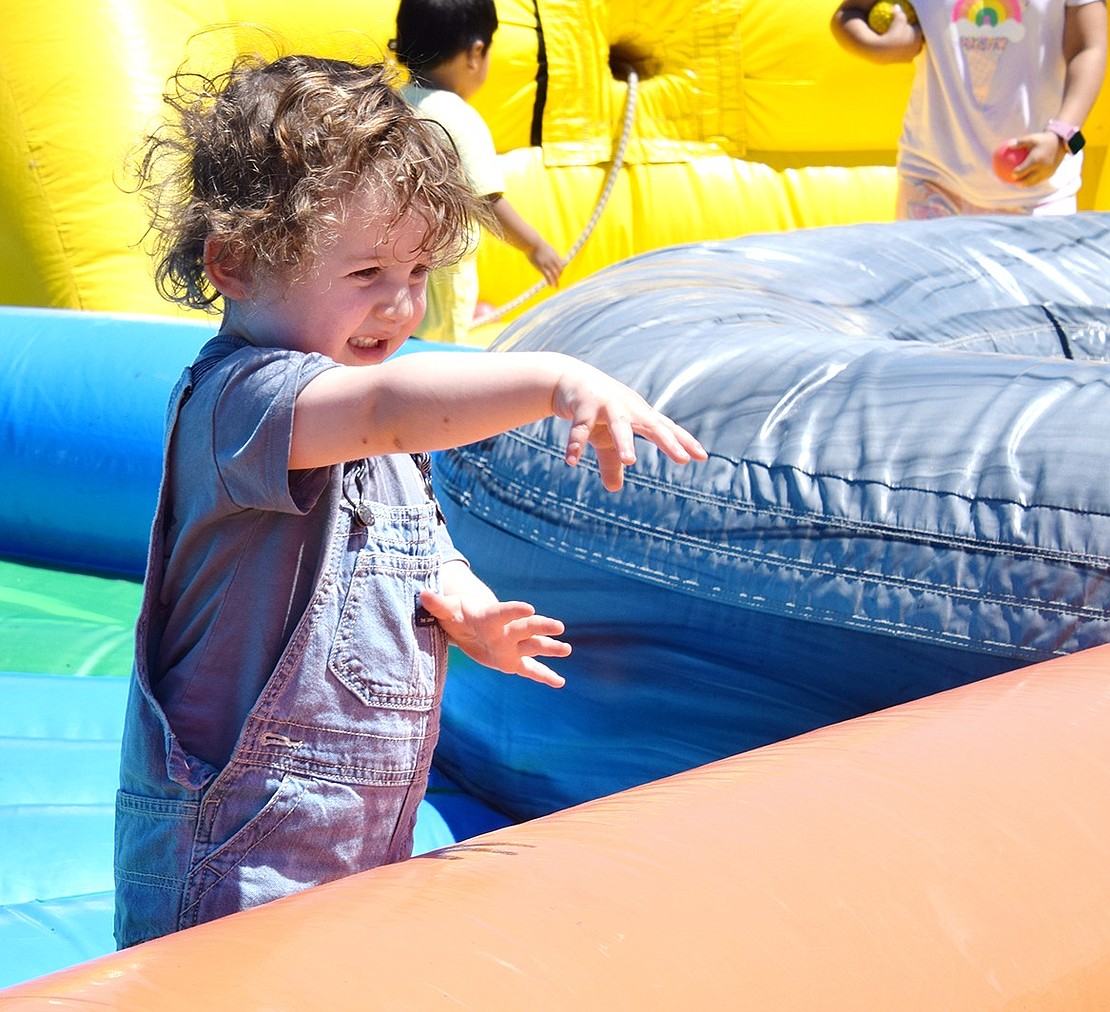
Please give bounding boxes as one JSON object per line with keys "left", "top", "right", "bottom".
{"left": 115, "top": 360, "right": 449, "bottom": 948}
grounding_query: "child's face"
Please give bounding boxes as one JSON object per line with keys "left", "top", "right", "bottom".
{"left": 233, "top": 189, "right": 432, "bottom": 367}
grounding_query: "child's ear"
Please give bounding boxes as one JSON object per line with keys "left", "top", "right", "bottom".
{"left": 203, "top": 237, "right": 252, "bottom": 300}
{"left": 466, "top": 40, "right": 486, "bottom": 68}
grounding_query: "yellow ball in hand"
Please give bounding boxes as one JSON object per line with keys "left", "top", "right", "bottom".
{"left": 868, "top": 0, "right": 918, "bottom": 33}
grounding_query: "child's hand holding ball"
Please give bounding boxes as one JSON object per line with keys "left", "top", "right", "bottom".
{"left": 992, "top": 143, "right": 1028, "bottom": 184}
{"left": 867, "top": 0, "right": 918, "bottom": 33}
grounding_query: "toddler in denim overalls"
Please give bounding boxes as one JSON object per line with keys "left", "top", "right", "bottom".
{"left": 115, "top": 53, "right": 706, "bottom": 948}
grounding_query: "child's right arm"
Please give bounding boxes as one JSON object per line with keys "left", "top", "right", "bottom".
{"left": 289, "top": 351, "right": 707, "bottom": 491}
{"left": 489, "top": 196, "right": 565, "bottom": 288}
{"left": 831, "top": 1, "right": 923, "bottom": 63}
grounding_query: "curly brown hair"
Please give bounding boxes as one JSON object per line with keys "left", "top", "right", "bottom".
{"left": 133, "top": 53, "right": 491, "bottom": 311}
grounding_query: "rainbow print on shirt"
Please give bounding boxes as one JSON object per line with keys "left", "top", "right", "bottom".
{"left": 951, "top": 0, "right": 1024, "bottom": 101}
{"left": 952, "top": 0, "right": 1026, "bottom": 41}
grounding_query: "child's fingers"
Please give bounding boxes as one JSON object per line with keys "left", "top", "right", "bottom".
{"left": 417, "top": 588, "right": 460, "bottom": 624}
{"left": 564, "top": 418, "right": 592, "bottom": 467}
{"left": 561, "top": 386, "right": 706, "bottom": 485}
{"left": 517, "top": 634, "right": 572, "bottom": 659}
{"left": 633, "top": 415, "right": 709, "bottom": 463}
{"left": 593, "top": 446, "right": 630, "bottom": 491}
{"left": 594, "top": 401, "right": 706, "bottom": 466}
{"left": 506, "top": 613, "right": 566, "bottom": 640}
{"left": 516, "top": 657, "right": 567, "bottom": 688}
{"left": 565, "top": 411, "right": 636, "bottom": 467}
{"left": 504, "top": 615, "right": 571, "bottom": 659}
{"left": 489, "top": 600, "right": 539, "bottom": 625}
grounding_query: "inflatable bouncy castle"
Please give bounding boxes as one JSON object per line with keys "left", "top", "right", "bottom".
{"left": 6, "top": 644, "right": 1110, "bottom": 1008}
{"left": 6, "top": 1, "right": 1110, "bottom": 1006}
{"left": 7, "top": 227, "right": 1110, "bottom": 1006}
{"left": 5, "top": 0, "right": 1110, "bottom": 333}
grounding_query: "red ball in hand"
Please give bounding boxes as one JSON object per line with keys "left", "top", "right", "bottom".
{"left": 992, "top": 143, "right": 1026, "bottom": 184}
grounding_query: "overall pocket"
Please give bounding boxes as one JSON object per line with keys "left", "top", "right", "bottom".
{"left": 182, "top": 765, "right": 306, "bottom": 928}
{"left": 113, "top": 789, "right": 200, "bottom": 948}
{"left": 327, "top": 548, "right": 444, "bottom": 710}
{"left": 184, "top": 767, "right": 419, "bottom": 930}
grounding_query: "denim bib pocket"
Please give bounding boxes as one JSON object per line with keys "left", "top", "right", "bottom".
{"left": 183, "top": 767, "right": 420, "bottom": 928}
{"left": 327, "top": 547, "right": 444, "bottom": 710}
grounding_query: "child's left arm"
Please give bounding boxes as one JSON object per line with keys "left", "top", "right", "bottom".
{"left": 1059, "top": 0, "right": 1107, "bottom": 130}
{"left": 488, "top": 195, "right": 565, "bottom": 288}
{"left": 419, "top": 560, "right": 570, "bottom": 688}
{"left": 291, "top": 350, "right": 707, "bottom": 489}
{"left": 1008, "top": 1, "right": 1107, "bottom": 184}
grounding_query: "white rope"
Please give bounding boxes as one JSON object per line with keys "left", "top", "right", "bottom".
{"left": 468, "top": 68, "right": 641, "bottom": 330}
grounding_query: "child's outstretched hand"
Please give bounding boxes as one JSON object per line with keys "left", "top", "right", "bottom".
{"left": 420, "top": 566, "right": 570, "bottom": 688}
{"left": 553, "top": 361, "right": 709, "bottom": 491}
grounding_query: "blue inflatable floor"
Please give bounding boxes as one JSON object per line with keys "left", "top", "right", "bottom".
{"left": 0, "top": 663, "right": 511, "bottom": 988}
{"left": 0, "top": 552, "right": 515, "bottom": 991}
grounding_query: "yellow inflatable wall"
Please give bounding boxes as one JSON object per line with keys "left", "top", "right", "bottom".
{"left": 2, "top": 0, "right": 1109, "bottom": 335}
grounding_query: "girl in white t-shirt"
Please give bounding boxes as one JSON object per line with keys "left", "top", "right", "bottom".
{"left": 832, "top": 0, "right": 1107, "bottom": 217}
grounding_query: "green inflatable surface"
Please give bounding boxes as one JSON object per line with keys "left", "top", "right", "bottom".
{"left": 0, "top": 559, "right": 141, "bottom": 677}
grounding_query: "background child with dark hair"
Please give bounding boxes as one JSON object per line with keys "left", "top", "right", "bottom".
{"left": 392, "top": 0, "right": 565, "bottom": 343}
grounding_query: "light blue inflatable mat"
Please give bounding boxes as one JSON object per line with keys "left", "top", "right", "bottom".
{"left": 0, "top": 555, "right": 503, "bottom": 988}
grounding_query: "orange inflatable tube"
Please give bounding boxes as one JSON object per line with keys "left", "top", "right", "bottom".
{"left": 4, "top": 644, "right": 1110, "bottom": 1008}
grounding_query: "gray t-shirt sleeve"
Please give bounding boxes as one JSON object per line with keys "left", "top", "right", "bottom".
{"left": 211, "top": 348, "right": 338, "bottom": 513}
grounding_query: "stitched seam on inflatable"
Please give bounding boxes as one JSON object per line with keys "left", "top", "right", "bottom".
{"left": 441, "top": 464, "right": 1074, "bottom": 658}
{"left": 497, "top": 430, "right": 1110, "bottom": 568}
{"left": 436, "top": 452, "right": 1110, "bottom": 627}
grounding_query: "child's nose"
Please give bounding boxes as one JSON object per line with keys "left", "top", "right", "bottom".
{"left": 375, "top": 283, "right": 411, "bottom": 321}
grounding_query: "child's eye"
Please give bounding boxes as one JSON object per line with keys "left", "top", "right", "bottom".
{"left": 410, "top": 265, "right": 431, "bottom": 282}
{"left": 352, "top": 266, "right": 381, "bottom": 280}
